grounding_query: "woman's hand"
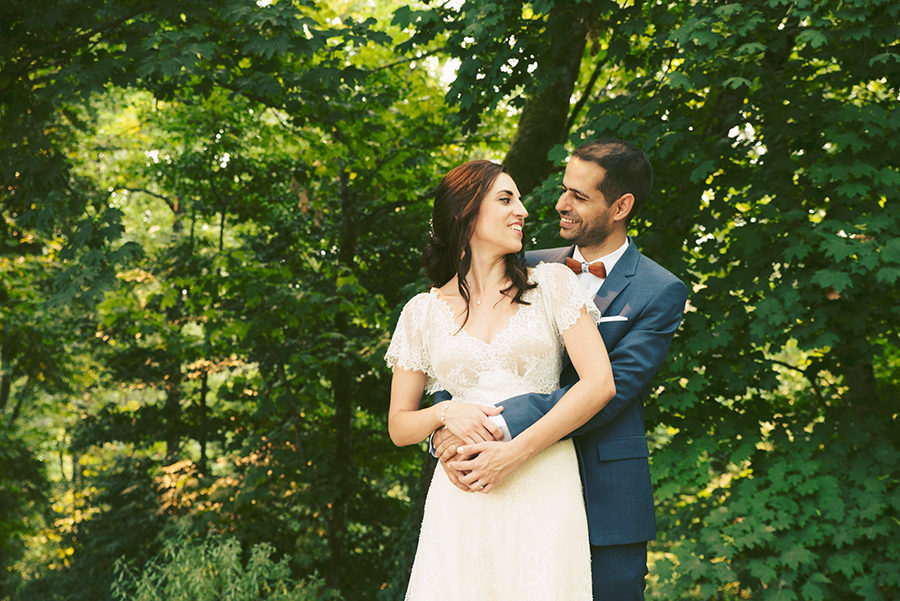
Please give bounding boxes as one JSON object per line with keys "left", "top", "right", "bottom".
{"left": 442, "top": 402, "right": 504, "bottom": 444}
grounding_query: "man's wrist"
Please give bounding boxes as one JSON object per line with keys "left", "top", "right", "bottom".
{"left": 427, "top": 429, "right": 440, "bottom": 457}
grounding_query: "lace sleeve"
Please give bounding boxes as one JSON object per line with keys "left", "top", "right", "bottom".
{"left": 533, "top": 262, "right": 602, "bottom": 333}
{"left": 384, "top": 293, "right": 434, "bottom": 377}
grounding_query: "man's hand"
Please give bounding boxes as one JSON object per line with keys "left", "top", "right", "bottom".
{"left": 433, "top": 427, "right": 466, "bottom": 462}
{"left": 433, "top": 427, "right": 474, "bottom": 492}
{"left": 448, "top": 441, "right": 526, "bottom": 494}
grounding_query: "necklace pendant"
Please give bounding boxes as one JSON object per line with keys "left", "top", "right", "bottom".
{"left": 476, "top": 299, "right": 481, "bottom": 305}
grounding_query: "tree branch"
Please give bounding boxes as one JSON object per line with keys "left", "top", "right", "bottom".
{"left": 3, "top": 5, "right": 151, "bottom": 87}
{"left": 372, "top": 46, "right": 449, "bottom": 72}
{"left": 116, "top": 187, "right": 177, "bottom": 214}
{"left": 768, "top": 358, "right": 826, "bottom": 405}
{"left": 566, "top": 52, "right": 610, "bottom": 132}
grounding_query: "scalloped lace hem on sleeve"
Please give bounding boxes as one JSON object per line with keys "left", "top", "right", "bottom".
{"left": 533, "top": 262, "right": 603, "bottom": 333}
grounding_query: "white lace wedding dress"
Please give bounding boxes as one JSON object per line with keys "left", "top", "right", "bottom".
{"left": 386, "top": 262, "right": 600, "bottom": 601}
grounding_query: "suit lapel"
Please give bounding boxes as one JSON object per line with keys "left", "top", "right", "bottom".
{"left": 593, "top": 240, "right": 638, "bottom": 314}
{"left": 528, "top": 241, "right": 639, "bottom": 314}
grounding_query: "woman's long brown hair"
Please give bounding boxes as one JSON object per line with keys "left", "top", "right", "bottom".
{"left": 422, "top": 160, "right": 535, "bottom": 326}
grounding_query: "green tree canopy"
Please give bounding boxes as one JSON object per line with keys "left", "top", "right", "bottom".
{"left": 2, "top": 1, "right": 898, "bottom": 600}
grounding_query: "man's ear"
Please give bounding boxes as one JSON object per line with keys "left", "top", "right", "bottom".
{"left": 612, "top": 193, "right": 635, "bottom": 222}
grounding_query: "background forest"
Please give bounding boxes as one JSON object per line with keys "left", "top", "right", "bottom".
{"left": 2, "top": 0, "right": 898, "bottom": 599}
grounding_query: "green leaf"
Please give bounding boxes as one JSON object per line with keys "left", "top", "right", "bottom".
{"left": 782, "top": 544, "right": 817, "bottom": 569}
{"left": 820, "top": 237, "right": 854, "bottom": 261}
{"left": 874, "top": 267, "right": 900, "bottom": 285}
{"left": 693, "top": 30, "right": 721, "bottom": 49}
{"left": 667, "top": 71, "right": 693, "bottom": 90}
{"left": 785, "top": 241, "right": 812, "bottom": 261}
{"left": 723, "top": 76, "right": 751, "bottom": 89}
{"left": 873, "top": 167, "right": 900, "bottom": 187}
{"left": 882, "top": 238, "right": 900, "bottom": 263}
{"left": 689, "top": 159, "right": 715, "bottom": 183}
{"left": 869, "top": 52, "right": 900, "bottom": 66}
{"left": 735, "top": 42, "right": 766, "bottom": 56}
{"left": 748, "top": 558, "right": 777, "bottom": 581}
{"left": 714, "top": 3, "right": 744, "bottom": 18}
{"left": 826, "top": 553, "right": 863, "bottom": 578}
{"left": 796, "top": 29, "right": 828, "bottom": 48}
{"left": 834, "top": 182, "right": 870, "bottom": 198}
{"left": 767, "top": 588, "right": 798, "bottom": 601}
{"left": 547, "top": 143, "right": 568, "bottom": 164}
{"left": 800, "top": 580, "right": 828, "bottom": 601}
{"left": 810, "top": 268, "right": 852, "bottom": 293}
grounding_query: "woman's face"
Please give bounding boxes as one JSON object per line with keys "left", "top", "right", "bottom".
{"left": 470, "top": 172, "right": 527, "bottom": 256}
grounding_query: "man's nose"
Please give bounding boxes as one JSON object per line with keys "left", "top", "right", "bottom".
{"left": 556, "top": 192, "right": 571, "bottom": 212}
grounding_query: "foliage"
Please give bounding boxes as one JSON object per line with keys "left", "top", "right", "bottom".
{"left": 0, "top": 430, "right": 49, "bottom": 597}
{"left": 2, "top": 1, "right": 485, "bottom": 599}
{"left": 2, "top": 0, "right": 898, "bottom": 600}
{"left": 111, "top": 530, "right": 340, "bottom": 601}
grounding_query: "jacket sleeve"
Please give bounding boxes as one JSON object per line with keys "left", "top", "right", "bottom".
{"left": 499, "top": 278, "right": 687, "bottom": 439}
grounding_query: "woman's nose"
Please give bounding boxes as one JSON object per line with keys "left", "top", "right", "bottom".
{"left": 515, "top": 200, "right": 528, "bottom": 218}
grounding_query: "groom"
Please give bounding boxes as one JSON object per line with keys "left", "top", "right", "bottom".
{"left": 433, "top": 139, "right": 688, "bottom": 600}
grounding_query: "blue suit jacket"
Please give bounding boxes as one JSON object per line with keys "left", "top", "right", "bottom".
{"left": 500, "top": 239, "right": 687, "bottom": 546}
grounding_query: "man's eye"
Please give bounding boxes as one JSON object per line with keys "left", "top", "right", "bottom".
{"left": 500, "top": 197, "right": 511, "bottom": 203}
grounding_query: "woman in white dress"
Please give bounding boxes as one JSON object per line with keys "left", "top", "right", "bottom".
{"left": 385, "top": 160, "right": 615, "bottom": 600}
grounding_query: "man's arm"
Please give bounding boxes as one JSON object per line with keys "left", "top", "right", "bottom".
{"left": 499, "top": 279, "right": 687, "bottom": 438}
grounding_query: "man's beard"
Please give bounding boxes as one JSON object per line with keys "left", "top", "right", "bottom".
{"left": 566, "top": 215, "right": 612, "bottom": 249}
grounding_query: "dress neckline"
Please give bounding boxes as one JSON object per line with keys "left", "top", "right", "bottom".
{"left": 429, "top": 288, "right": 527, "bottom": 346}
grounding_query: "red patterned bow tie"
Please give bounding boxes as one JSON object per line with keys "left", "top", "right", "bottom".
{"left": 566, "top": 256, "right": 607, "bottom": 279}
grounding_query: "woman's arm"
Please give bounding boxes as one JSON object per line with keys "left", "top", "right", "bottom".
{"left": 388, "top": 368, "right": 504, "bottom": 447}
{"left": 449, "top": 306, "right": 614, "bottom": 491}
{"left": 498, "top": 277, "right": 687, "bottom": 438}
{"left": 510, "top": 306, "right": 614, "bottom": 458}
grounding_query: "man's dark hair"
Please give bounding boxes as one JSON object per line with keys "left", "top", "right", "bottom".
{"left": 572, "top": 139, "right": 653, "bottom": 223}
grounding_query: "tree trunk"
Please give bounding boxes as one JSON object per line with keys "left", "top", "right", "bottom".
{"left": 0, "top": 342, "right": 11, "bottom": 418}
{"left": 164, "top": 366, "right": 183, "bottom": 461}
{"left": 843, "top": 354, "right": 880, "bottom": 414}
{"left": 503, "top": 11, "right": 587, "bottom": 196}
{"left": 326, "top": 161, "right": 357, "bottom": 590}
{"left": 198, "top": 371, "right": 208, "bottom": 474}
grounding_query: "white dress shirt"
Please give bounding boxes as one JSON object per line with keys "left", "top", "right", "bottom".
{"left": 571, "top": 239, "right": 629, "bottom": 297}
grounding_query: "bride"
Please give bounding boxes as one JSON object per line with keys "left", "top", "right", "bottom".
{"left": 385, "top": 160, "right": 614, "bottom": 600}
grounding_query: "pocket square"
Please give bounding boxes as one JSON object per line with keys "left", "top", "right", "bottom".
{"left": 598, "top": 315, "right": 628, "bottom": 322}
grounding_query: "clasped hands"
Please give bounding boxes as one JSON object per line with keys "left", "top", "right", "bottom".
{"left": 433, "top": 401, "right": 525, "bottom": 494}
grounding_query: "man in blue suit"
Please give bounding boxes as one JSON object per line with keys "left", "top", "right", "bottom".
{"left": 435, "top": 139, "right": 687, "bottom": 599}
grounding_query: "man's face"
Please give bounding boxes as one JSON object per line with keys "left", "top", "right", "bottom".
{"left": 555, "top": 157, "right": 614, "bottom": 248}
